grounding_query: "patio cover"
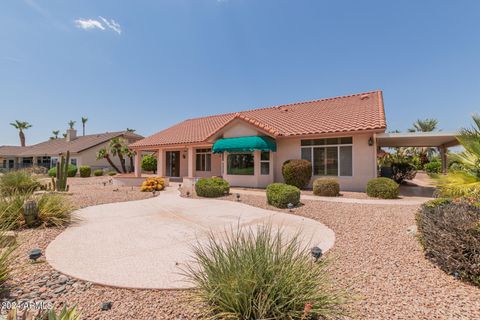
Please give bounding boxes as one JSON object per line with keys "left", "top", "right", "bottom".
{"left": 376, "top": 132, "right": 460, "bottom": 148}
{"left": 212, "top": 136, "right": 277, "bottom": 153}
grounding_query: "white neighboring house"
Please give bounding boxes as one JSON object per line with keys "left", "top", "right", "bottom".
{"left": 0, "top": 129, "right": 143, "bottom": 172}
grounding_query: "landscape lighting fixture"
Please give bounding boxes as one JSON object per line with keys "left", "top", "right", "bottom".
{"left": 310, "top": 246, "right": 323, "bottom": 261}
{"left": 368, "top": 137, "right": 374, "bottom": 146}
{"left": 287, "top": 203, "right": 294, "bottom": 212}
{"left": 29, "top": 248, "right": 42, "bottom": 262}
{"left": 236, "top": 193, "right": 241, "bottom": 201}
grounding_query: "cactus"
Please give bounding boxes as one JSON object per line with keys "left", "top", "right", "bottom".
{"left": 54, "top": 151, "right": 70, "bottom": 192}
{"left": 23, "top": 199, "right": 39, "bottom": 227}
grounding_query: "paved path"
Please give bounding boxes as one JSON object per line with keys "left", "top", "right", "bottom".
{"left": 46, "top": 188, "right": 335, "bottom": 289}
{"left": 231, "top": 188, "right": 432, "bottom": 206}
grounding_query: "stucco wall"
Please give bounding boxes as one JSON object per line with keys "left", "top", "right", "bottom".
{"left": 76, "top": 141, "right": 128, "bottom": 171}
{"left": 274, "top": 133, "right": 376, "bottom": 191}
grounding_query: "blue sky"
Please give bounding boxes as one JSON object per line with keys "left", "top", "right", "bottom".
{"left": 1, "top": 0, "right": 479, "bottom": 145}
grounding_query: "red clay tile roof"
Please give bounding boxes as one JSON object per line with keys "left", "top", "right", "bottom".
{"left": 131, "top": 91, "right": 386, "bottom": 148}
{"left": 0, "top": 131, "right": 143, "bottom": 157}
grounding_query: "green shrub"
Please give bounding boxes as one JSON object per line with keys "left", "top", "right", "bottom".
{"left": 266, "top": 183, "right": 301, "bottom": 208}
{"left": 141, "top": 155, "right": 157, "bottom": 173}
{"left": 416, "top": 199, "right": 480, "bottom": 286}
{"left": 391, "top": 161, "right": 417, "bottom": 183}
{"left": 0, "top": 171, "right": 40, "bottom": 196}
{"left": 282, "top": 159, "right": 312, "bottom": 189}
{"left": 184, "top": 225, "right": 345, "bottom": 319}
{"left": 366, "top": 178, "right": 399, "bottom": 199}
{"left": 424, "top": 161, "right": 442, "bottom": 175}
{"left": 79, "top": 165, "right": 91, "bottom": 178}
{"left": 0, "top": 193, "right": 73, "bottom": 230}
{"left": 195, "top": 177, "right": 230, "bottom": 197}
{"left": 48, "top": 164, "right": 78, "bottom": 177}
{"left": 313, "top": 178, "right": 340, "bottom": 197}
{"left": 93, "top": 169, "right": 104, "bottom": 177}
{"left": 107, "top": 171, "right": 117, "bottom": 176}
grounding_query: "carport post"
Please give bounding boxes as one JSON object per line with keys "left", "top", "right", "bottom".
{"left": 439, "top": 145, "right": 447, "bottom": 175}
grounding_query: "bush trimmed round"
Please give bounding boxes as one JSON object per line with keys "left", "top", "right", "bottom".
{"left": 48, "top": 165, "right": 78, "bottom": 178}
{"left": 266, "top": 183, "right": 301, "bottom": 208}
{"left": 424, "top": 161, "right": 441, "bottom": 175}
{"left": 195, "top": 177, "right": 230, "bottom": 198}
{"left": 366, "top": 177, "right": 399, "bottom": 199}
{"left": 93, "top": 169, "right": 104, "bottom": 177}
{"left": 79, "top": 165, "right": 91, "bottom": 178}
{"left": 313, "top": 178, "right": 340, "bottom": 197}
{"left": 281, "top": 159, "right": 312, "bottom": 189}
{"left": 416, "top": 199, "right": 480, "bottom": 286}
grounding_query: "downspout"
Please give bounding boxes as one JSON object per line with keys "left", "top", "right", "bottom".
{"left": 373, "top": 133, "right": 378, "bottom": 177}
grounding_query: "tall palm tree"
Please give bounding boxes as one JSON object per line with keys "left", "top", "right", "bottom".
{"left": 96, "top": 148, "right": 121, "bottom": 173}
{"left": 408, "top": 118, "right": 439, "bottom": 133}
{"left": 50, "top": 130, "right": 60, "bottom": 140}
{"left": 126, "top": 128, "right": 136, "bottom": 133}
{"left": 68, "top": 120, "right": 76, "bottom": 129}
{"left": 108, "top": 138, "right": 128, "bottom": 173}
{"left": 81, "top": 117, "right": 88, "bottom": 136}
{"left": 9, "top": 120, "right": 32, "bottom": 147}
{"left": 122, "top": 146, "right": 136, "bottom": 173}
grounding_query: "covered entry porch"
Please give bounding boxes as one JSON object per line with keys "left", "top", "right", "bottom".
{"left": 376, "top": 132, "right": 461, "bottom": 174}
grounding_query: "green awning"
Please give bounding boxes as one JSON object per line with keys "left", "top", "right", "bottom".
{"left": 212, "top": 136, "right": 277, "bottom": 153}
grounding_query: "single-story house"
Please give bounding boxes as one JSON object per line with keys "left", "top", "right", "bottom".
{"left": 130, "top": 91, "right": 459, "bottom": 191}
{"left": 0, "top": 129, "right": 143, "bottom": 172}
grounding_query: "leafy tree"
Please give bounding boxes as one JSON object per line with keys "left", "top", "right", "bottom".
{"left": 126, "top": 128, "right": 136, "bottom": 133}
{"left": 52, "top": 130, "right": 60, "bottom": 139}
{"left": 142, "top": 154, "right": 157, "bottom": 173}
{"left": 68, "top": 120, "right": 76, "bottom": 129}
{"left": 9, "top": 120, "right": 32, "bottom": 147}
{"left": 81, "top": 117, "right": 88, "bottom": 136}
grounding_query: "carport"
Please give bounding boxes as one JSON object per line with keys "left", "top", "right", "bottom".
{"left": 376, "top": 132, "right": 461, "bottom": 174}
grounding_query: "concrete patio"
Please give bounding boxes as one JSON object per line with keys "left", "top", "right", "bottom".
{"left": 46, "top": 187, "right": 335, "bottom": 289}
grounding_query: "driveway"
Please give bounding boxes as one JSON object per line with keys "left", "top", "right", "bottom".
{"left": 46, "top": 187, "right": 335, "bottom": 289}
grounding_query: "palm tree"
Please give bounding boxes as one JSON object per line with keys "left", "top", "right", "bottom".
{"left": 68, "top": 120, "right": 76, "bottom": 129}
{"left": 108, "top": 138, "right": 128, "bottom": 173}
{"left": 408, "top": 118, "right": 439, "bottom": 133}
{"left": 81, "top": 117, "right": 88, "bottom": 136}
{"left": 122, "top": 146, "right": 136, "bottom": 173}
{"left": 126, "top": 128, "right": 136, "bottom": 133}
{"left": 10, "top": 120, "right": 32, "bottom": 147}
{"left": 436, "top": 114, "right": 480, "bottom": 198}
{"left": 96, "top": 148, "right": 121, "bottom": 173}
{"left": 50, "top": 130, "right": 60, "bottom": 140}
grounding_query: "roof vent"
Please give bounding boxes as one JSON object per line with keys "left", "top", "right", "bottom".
{"left": 360, "top": 94, "right": 370, "bottom": 100}
{"left": 278, "top": 106, "right": 289, "bottom": 112}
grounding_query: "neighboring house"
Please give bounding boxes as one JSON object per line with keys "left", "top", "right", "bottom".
{"left": 0, "top": 129, "right": 143, "bottom": 172}
{"left": 130, "top": 91, "right": 459, "bottom": 191}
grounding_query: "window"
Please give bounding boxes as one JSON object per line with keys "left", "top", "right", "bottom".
{"left": 227, "top": 153, "right": 254, "bottom": 175}
{"left": 301, "top": 137, "right": 353, "bottom": 176}
{"left": 196, "top": 148, "right": 212, "bottom": 172}
{"left": 260, "top": 151, "right": 270, "bottom": 175}
{"left": 70, "top": 158, "right": 77, "bottom": 166}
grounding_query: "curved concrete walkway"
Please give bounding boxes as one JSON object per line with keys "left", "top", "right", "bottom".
{"left": 46, "top": 188, "right": 335, "bottom": 290}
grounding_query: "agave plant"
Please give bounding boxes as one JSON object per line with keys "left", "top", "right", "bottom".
{"left": 436, "top": 114, "right": 480, "bottom": 198}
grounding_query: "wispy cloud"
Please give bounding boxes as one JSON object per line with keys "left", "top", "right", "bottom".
{"left": 74, "top": 17, "right": 121, "bottom": 35}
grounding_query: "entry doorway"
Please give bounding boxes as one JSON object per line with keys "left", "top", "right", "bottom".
{"left": 166, "top": 151, "right": 180, "bottom": 177}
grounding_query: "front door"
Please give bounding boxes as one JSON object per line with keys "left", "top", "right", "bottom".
{"left": 166, "top": 151, "right": 180, "bottom": 177}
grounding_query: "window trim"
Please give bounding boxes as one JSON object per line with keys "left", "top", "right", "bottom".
{"left": 300, "top": 138, "right": 353, "bottom": 177}
{"left": 260, "top": 151, "right": 270, "bottom": 175}
{"left": 227, "top": 152, "right": 255, "bottom": 176}
{"left": 195, "top": 148, "right": 212, "bottom": 172}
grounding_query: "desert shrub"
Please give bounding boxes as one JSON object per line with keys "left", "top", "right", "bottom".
{"left": 282, "top": 159, "right": 312, "bottom": 189}
{"left": 195, "top": 177, "right": 230, "bottom": 198}
{"left": 141, "top": 155, "right": 157, "bottom": 173}
{"left": 107, "top": 171, "right": 117, "bottom": 176}
{"left": 266, "top": 183, "right": 301, "bottom": 208}
{"left": 48, "top": 164, "right": 78, "bottom": 178}
{"left": 416, "top": 199, "right": 480, "bottom": 286}
{"left": 79, "top": 165, "right": 91, "bottom": 178}
{"left": 313, "top": 178, "right": 340, "bottom": 197}
{"left": 23, "top": 165, "right": 48, "bottom": 175}
{"left": 391, "top": 161, "right": 417, "bottom": 183}
{"left": 140, "top": 177, "right": 165, "bottom": 192}
{"left": 0, "top": 193, "right": 73, "bottom": 230}
{"left": 8, "top": 305, "right": 81, "bottom": 320}
{"left": 93, "top": 169, "right": 104, "bottom": 177}
{"left": 0, "top": 171, "right": 40, "bottom": 196}
{"left": 184, "top": 225, "right": 345, "bottom": 319}
{"left": 425, "top": 161, "right": 442, "bottom": 175}
{"left": 366, "top": 177, "right": 399, "bottom": 199}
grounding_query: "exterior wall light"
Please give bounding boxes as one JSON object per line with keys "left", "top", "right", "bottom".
{"left": 368, "top": 137, "right": 374, "bottom": 146}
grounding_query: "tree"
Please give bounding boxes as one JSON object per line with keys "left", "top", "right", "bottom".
{"left": 50, "top": 130, "right": 60, "bottom": 140}
{"left": 68, "top": 120, "right": 76, "bottom": 129}
{"left": 141, "top": 154, "right": 157, "bottom": 173}
{"left": 81, "top": 117, "right": 88, "bottom": 136}
{"left": 126, "top": 128, "right": 136, "bottom": 133}
{"left": 96, "top": 148, "right": 121, "bottom": 173}
{"left": 10, "top": 120, "right": 32, "bottom": 147}
{"left": 408, "top": 118, "right": 438, "bottom": 133}
{"left": 108, "top": 138, "right": 128, "bottom": 173}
